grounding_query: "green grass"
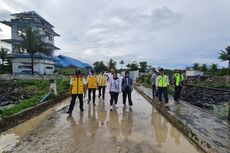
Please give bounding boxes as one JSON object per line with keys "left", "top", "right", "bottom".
{"left": 0, "top": 78, "right": 69, "bottom": 118}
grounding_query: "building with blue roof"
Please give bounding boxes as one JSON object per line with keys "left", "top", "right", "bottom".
{"left": 54, "top": 55, "right": 92, "bottom": 75}
{"left": 0, "top": 11, "right": 60, "bottom": 74}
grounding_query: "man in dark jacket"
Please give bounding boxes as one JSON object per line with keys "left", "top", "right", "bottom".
{"left": 122, "top": 71, "right": 133, "bottom": 110}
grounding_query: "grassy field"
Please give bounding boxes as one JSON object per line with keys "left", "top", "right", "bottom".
{"left": 0, "top": 78, "right": 69, "bottom": 118}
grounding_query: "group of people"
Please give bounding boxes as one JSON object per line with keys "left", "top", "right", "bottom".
{"left": 67, "top": 69, "right": 134, "bottom": 114}
{"left": 152, "top": 68, "right": 185, "bottom": 106}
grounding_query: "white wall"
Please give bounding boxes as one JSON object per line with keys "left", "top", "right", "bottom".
{"left": 186, "top": 70, "right": 204, "bottom": 76}
{"left": 11, "top": 58, "right": 55, "bottom": 74}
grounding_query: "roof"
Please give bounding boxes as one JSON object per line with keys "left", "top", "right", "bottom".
{"left": 7, "top": 53, "right": 56, "bottom": 61}
{"left": 54, "top": 55, "right": 92, "bottom": 68}
{"left": 11, "top": 11, "right": 54, "bottom": 28}
{"left": 1, "top": 39, "right": 60, "bottom": 50}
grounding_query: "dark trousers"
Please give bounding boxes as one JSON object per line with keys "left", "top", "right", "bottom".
{"left": 158, "top": 87, "right": 168, "bottom": 103}
{"left": 98, "top": 86, "right": 106, "bottom": 98}
{"left": 110, "top": 92, "right": 119, "bottom": 106}
{"left": 68, "top": 94, "right": 83, "bottom": 112}
{"left": 122, "top": 90, "right": 133, "bottom": 106}
{"left": 174, "top": 86, "right": 182, "bottom": 101}
{"left": 88, "top": 89, "right": 96, "bottom": 104}
{"left": 152, "top": 85, "right": 156, "bottom": 97}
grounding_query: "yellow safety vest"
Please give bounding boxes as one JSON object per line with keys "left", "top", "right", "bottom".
{"left": 98, "top": 75, "right": 107, "bottom": 87}
{"left": 71, "top": 77, "right": 84, "bottom": 94}
{"left": 174, "top": 73, "right": 184, "bottom": 86}
{"left": 88, "top": 75, "right": 97, "bottom": 89}
{"left": 157, "top": 75, "right": 169, "bottom": 87}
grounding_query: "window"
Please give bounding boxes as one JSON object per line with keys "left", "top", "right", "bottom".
{"left": 46, "top": 66, "right": 53, "bottom": 69}
{"left": 18, "top": 65, "right": 32, "bottom": 69}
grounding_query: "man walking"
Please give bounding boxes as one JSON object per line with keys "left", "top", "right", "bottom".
{"left": 87, "top": 70, "right": 98, "bottom": 106}
{"left": 157, "top": 68, "right": 169, "bottom": 106}
{"left": 122, "top": 71, "right": 133, "bottom": 110}
{"left": 173, "top": 69, "right": 184, "bottom": 102}
{"left": 98, "top": 71, "right": 107, "bottom": 100}
{"left": 152, "top": 69, "right": 158, "bottom": 97}
{"left": 67, "top": 69, "right": 86, "bottom": 114}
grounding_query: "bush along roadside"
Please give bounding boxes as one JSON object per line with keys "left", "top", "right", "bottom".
{"left": 0, "top": 79, "right": 69, "bottom": 119}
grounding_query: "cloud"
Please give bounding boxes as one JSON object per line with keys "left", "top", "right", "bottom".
{"left": 0, "top": 0, "right": 230, "bottom": 68}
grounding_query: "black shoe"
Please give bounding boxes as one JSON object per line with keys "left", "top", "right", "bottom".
{"left": 88, "top": 100, "right": 90, "bottom": 104}
{"left": 66, "top": 111, "right": 72, "bottom": 114}
{"left": 80, "top": 109, "right": 84, "bottom": 112}
{"left": 93, "top": 103, "right": 96, "bottom": 106}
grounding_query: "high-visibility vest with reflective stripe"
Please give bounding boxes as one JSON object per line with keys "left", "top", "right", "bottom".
{"left": 98, "top": 75, "right": 107, "bottom": 87}
{"left": 71, "top": 77, "right": 84, "bottom": 94}
{"left": 174, "top": 73, "right": 184, "bottom": 86}
{"left": 88, "top": 75, "right": 97, "bottom": 89}
{"left": 157, "top": 75, "right": 169, "bottom": 87}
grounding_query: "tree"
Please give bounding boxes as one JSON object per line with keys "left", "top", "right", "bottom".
{"left": 139, "top": 61, "right": 147, "bottom": 72}
{"left": 201, "top": 63, "right": 208, "bottom": 72}
{"left": 210, "top": 63, "right": 218, "bottom": 76}
{"left": 193, "top": 63, "right": 199, "bottom": 70}
{"left": 93, "top": 61, "right": 108, "bottom": 73}
{"left": 126, "top": 61, "right": 139, "bottom": 71}
{"left": 0, "top": 47, "right": 9, "bottom": 66}
{"left": 108, "top": 59, "right": 116, "bottom": 71}
{"left": 120, "top": 60, "right": 124, "bottom": 70}
{"left": 219, "top": 46, "right": 230, "bottom": 75}
{"left": 19, "top": 27, "right": 46, "bottom": 75}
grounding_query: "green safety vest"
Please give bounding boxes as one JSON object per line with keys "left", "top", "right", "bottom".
{"left": 157, "top": 75, "right": 169, "bottom": 87}
{"left": 173, "top": 73, "right": 184, "bottom": 86}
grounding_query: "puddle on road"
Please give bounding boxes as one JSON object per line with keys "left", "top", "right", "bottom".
{"left": 0, "top": 90, "right": 203, "bottom": 153}
{"left": 0, "top": 98, "right": 70, "bottom": 152}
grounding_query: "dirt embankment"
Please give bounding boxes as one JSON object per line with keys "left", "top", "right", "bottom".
{"left": 0, "top": 81, "right": 35, "bottom": 107}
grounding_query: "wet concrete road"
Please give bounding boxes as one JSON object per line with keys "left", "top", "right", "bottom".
{"left": 0, "top": 90, "right": 203, "bottom": 153}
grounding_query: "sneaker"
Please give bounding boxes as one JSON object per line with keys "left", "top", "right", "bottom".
{"left": 110, "top": 106, "right": 113, "bottom": 111}
{"left": 129, "top": 105, "right": 132, "bottom": 110}
{"left": 115, "top": 104, "right": 118, "bottom": 108}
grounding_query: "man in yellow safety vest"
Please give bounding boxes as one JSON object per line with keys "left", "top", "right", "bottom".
{"left": 67, "top": 69, "right": 86, "bottom": 114}
{"left": 98, "top": 71, "right": 107, "bottom": 100}
{"left": 173, "top": 69, "right": 184, "bottom": 102}
{"left": 87, "top": 70, "right": 98, "bottom": 106}
{"left": 157, "top": 68, "right": 169, "bottom": 105}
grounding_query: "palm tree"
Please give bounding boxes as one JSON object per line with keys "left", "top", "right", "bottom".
{"left": 0, "top": 47, "right": 9, "bottom": 66}
{"left": 210, "top": 63, "right": 218, "bottom": 76}
{"left": 219, "top": 46, "right": 230, "bottom": 75}
{"left": 120, "top": 60, "right": 124, "bottom": 70}
{"left": 19, "top": 27, "right": 45, "bottom": 75}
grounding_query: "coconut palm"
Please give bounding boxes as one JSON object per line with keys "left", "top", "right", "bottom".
{"left": 219, "top": 46, "right": 230, "bottom": 75}
{"left": 19, "top": 27, "right": 46, "bottom": 75}
{"left": 0, "top": 47, "right": 9, "bottom": 66}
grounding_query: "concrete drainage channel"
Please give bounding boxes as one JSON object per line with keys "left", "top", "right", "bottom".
{"left": 0, "top": 94, "right": 69, "bottom": 133}
{"left": 134, "top": 85, "right": 222, "bottom": 153}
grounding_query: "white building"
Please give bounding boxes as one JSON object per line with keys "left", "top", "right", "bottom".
{"left": 0, "top": 11, "right": 60, "bottom": 74}
{"left": 186, "top": 70, "right": 204, "bottom": 77}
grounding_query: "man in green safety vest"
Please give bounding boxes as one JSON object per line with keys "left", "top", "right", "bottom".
{"left": 157, "top": 68, "right": 169, "bottom": 105}
{"left": 172, "top": 69, "right": 184, "bottom": 102}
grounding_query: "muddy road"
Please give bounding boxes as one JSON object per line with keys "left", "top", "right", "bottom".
{"left": 0, "top": 90, "right": 203, "bottom": 153}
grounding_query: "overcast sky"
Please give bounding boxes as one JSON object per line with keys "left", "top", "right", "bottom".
{"left": 0, "top": 0, "right": 230, "bottom": 69}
